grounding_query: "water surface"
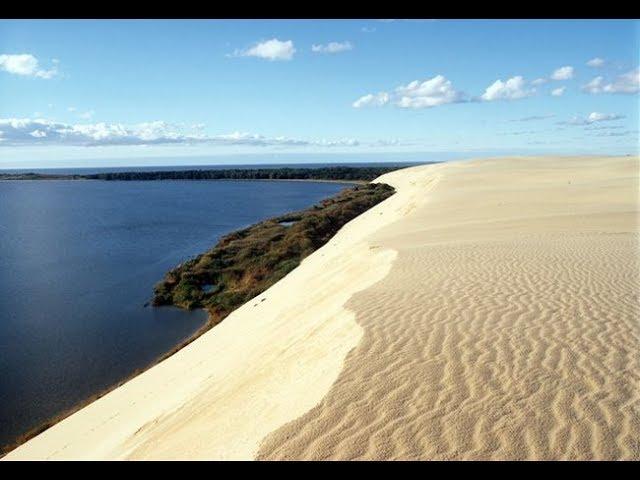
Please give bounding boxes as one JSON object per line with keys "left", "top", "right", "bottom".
{"left": 0, "top": 179, "right": 347, "bottom": 447}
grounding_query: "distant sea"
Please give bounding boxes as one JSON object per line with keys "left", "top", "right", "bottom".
{"left": 0, "top": 176, "right": 353, "bottom": 449}
{"left": 0, "top": 150, "right": 489, "bottom": 173}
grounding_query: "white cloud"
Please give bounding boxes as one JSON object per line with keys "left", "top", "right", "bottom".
{"left": 0, "top": 54, "right": 38, "bottom": 75}
{"left": 586, "top": 57, "right": 605, "bottom": 68}
{"left": 480, "top": 76, "right": 534, "bottom": 101}
{"left": 29, "top": 129, "right": 47, "bottom": 138}
{"left": 353, "top": 75, "right": 471, "bottom": 110}
{"left": 560, "top": 112, "right": 624, "bottom": 125}
{"left": 232, "top": 39, "right": 295, "bottom": 61}
{"left": 311, "top": 41, "right": 353, "bottom": 54}
{"left": 352, "top": 92, "right": 390, "bottom": 108}
{"left": 587, "top": 112, "right": 623, "bottom": 123}
{"left": 551, "top": 86, "right": 566, "bottom": 97}
{"left": 582, "top": 76, "right": 605, "bottom": 93}
{"left": 551, "top": 66, "right": 574, "bottom": 80}
{"left": 361, "top": 27, "right": 376, "bottom": 33}
{"left": 211, "top": 131, "right": 306, "bottom": 146}
{"left": 582, "top": 69, "right": 639, "bottom": 94}
{"left": 531, "top": 78, "right": 548, "bottom": 86}
{"left": 0, "top": 117, "right": 370, "bottom": 148}
{"left": 394, "top": 75, "right": 466, "bottom": 108}
{"left": 78, "top": 110, "right": 95, "bottom": 120}
{"left": 314, "top": 138, "right": 360, "bottom": 147}
{"left": 0, "top": 54, "right": 58, "bottom": 79}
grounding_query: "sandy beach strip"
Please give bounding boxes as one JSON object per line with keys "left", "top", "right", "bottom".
{"left": 5, "top": 155, "right": 639, "bottom": 460}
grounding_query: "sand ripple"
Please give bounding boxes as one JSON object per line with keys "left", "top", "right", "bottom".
{"left": 258, "top": 157, "right": 640, "bottom": 460}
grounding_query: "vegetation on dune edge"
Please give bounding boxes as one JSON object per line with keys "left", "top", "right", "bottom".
{"left": 152, "top": 182, "right": 396, "bottom": 326}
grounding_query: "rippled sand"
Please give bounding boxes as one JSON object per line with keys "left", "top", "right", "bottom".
{"left": 6, "top": 156, "right": 639, "bottom": 460}
{"left": 258, "top": 156, "right": 640, "bottom": 460}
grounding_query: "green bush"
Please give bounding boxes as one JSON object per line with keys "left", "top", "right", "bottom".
{"left": 152, "top": 183, "right": 395, "bottom": 322}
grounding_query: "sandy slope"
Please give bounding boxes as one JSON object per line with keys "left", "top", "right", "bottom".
{"left": 257, "top": 156, "right": 640, "bottom": 460}
{"left": 6, "top": 156, "right": 639, "bottom": 460}
{"left": 4, "top": 164, "right": 405, "bottom": 460}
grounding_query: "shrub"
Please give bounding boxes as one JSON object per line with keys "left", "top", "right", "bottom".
{"left": 152, "top": 183, "right": 395, "bottom": 322}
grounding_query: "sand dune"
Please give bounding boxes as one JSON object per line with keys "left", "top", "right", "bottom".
{"left": 5, "top": 156, "right": 639, "bottom": 460}
{"left": 258, "top": 156, "right": 640, "bottom": 460}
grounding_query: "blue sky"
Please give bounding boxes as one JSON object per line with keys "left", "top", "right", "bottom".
{"left": 0, "top": 19, "right": 638, "bottom": 168}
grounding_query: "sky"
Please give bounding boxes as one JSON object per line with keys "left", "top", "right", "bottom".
{"left": 0, "top": 19, "right": 638, "bottom": 168}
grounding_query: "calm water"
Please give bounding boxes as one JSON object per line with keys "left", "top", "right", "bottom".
{"left": 0, "top": 179, "right": 347, "bottom": 447}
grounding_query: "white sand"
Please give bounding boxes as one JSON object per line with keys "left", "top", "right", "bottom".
{"left": 6, "top": 156, "right": 639, "bottom": 460}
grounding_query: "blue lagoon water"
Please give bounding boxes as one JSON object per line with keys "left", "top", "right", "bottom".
{"left": 0, "top": 179, "right": 347, "bottom": 447}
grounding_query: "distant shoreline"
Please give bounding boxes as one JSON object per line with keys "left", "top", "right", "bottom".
{"left": 0, "top": 177, "right": 365, "bottom": 185}
{"left": 0, "top": 165, "right": 426, "bottom": 183}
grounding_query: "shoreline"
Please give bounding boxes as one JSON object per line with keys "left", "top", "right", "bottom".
{"left": 0, "top": 165, "right": 415, "bottom": 183}
{"left": 5, "top": 155, "right": 639, "bottom": 460}
{"left": 0, "top": 311, "right": 218, "bottom": 457}
{"left": 0, "top": 177, "right": 365, "bottom": 185}
{"left": 1, "top": 179, "right": 392, "bottom": 457}
{"left": 4, "top": 162, "right": 412, "bottom": 460}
